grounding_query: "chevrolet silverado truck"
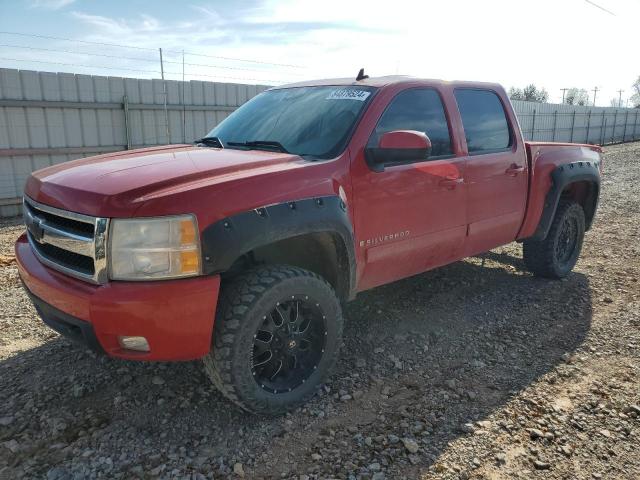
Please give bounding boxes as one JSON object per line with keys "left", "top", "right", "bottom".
{"left": 16, "top": 74, "right": 603, "bottom": 414}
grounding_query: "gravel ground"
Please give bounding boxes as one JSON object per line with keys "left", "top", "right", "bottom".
{"left": 0, "top": 142, "right": 639, "bottom": 480}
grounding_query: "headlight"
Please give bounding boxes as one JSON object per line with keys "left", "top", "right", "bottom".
{"left": 109, "top": 215, "right": 201, "bottom": 280}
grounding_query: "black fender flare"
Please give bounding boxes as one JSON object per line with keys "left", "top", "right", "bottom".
{"left": 200, "top": 195, "right": 356, "bottom": 297}
{"left": 531, "top": 160, "right": 601, "bottom": 241}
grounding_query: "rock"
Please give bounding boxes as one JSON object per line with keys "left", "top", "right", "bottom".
{"left": 311, "top": 453, "right": 322, "bottom": 461}
{"left": 368, "top": 462, "right": 381, "bottom": 471}
{"left": 72, "top": 384, "right": 84, "bottom": 398}
{"left": 476, "top": 420, "right": 491, "bottom": 429}
{"left": 151, "top": 376, "right": 165, "bottom": 385}
{"left": 560, "top": 445, "right": 573, "bottom": 456}
{"left": 528, "top": 428, "right": 545, "bottom": 439}
{"left": 533, "top": 460, "right": 551, "bottom": 470}
{"left": 356, "top": 358, "right": 366, "bottom": 368}
{"left": 460, "top": 423, "right": 475, "bottom": 434}
{"left": 233, "top": 462, "right": 245, "bottom": 477}
{"left": 2, "top": 439, "right": 19, "bottom": 453}
{"left": 387, "top": 434, "right": 399, "bottom": 444}
{"left": 495, "top": 453, "right": 507, "bottom": 465}
{"left": 149, "top": 464, "right": 165, "bottom": 476}
{"left": 444, "top": 379, "right": 456, "bottom": 389}
{"left": 402, "top": 438, "right": 419, "bottom": 454}
{"left": 372, "top": 473, "right": 386, "bottom": 480}
{"left": 130, "top": 465, "right": 144, "bottom": 476}
{"left": 0, "top": 416, "right": 14, "bottom": 427}
{"left": 46, "top": 467, "right": 70, "bottom": 480}
{"left": 340, "top": 394, "right": 352, "bottom": 401}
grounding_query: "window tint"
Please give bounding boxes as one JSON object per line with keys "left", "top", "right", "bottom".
{"left": 454, "top": 89, "right": 511, "bottom": 153}
{"left": 368, "top": 89, "right": 452, "bottom": 157}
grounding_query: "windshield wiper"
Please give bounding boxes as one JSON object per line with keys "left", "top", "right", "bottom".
{"left": 226, "top": 140, "right": 289, "bottom": 153}
{"left": 194, "top": 136, "right": 223, "bottom": 148}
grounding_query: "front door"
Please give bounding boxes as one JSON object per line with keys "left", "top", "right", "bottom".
{"left": 351, "top": 88, "right": 467, "bottom": 291}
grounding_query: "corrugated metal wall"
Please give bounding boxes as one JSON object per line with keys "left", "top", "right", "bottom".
{"left": 512, "top": 100, "right": 640, "bottom": 145}
{"left": 1, "top": 68, "right": 639, "bottom": 217}
{"left": 0, "top": 68, "right": 269, "bottom": 216}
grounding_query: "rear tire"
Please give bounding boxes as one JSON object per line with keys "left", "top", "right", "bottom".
{"left": 202, "top": 265, "right": 343, "bottom": 415}
{"left": 523, "top": 200, "right": 585, "bottom": 279}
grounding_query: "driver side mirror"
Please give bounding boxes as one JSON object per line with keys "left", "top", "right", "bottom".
{"left": 365, "top": 130, "right": 432, "bottom": 172}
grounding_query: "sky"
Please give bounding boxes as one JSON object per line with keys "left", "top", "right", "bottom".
{"left": 0, "top": 0, "right": 638, "bottom": 106}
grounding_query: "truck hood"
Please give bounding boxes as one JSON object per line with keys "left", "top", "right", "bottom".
{"left": 25, "top": 145, "right": 308, "bottom": 216}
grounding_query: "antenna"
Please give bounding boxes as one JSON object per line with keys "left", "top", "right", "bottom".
{"left": 356, "top": 68, "right": 369, "bottom": 81}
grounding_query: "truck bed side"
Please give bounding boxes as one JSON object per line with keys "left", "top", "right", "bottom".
{"left": 517, "top": 141, "right": 603, "bottom": 241}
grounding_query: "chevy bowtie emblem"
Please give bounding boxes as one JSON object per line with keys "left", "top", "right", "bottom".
{"left": 27, "top": 216, "right": 44, "bottom": 242}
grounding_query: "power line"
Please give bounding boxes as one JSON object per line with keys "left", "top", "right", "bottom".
{"left": 0, "top": 57, "right": 287, "bottom": 83}
{"left": 0, "top": 30, "right": 305, "bottom": 68}
{"left": 584, "top": 0, "right": 616, "bottom": 16}
{"left": 0, "top": 43, "right": 304, "bottom": 75}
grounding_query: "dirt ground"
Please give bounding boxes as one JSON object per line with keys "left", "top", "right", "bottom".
{"left": 0, "top": 142, "right": 638, "bottom": 480}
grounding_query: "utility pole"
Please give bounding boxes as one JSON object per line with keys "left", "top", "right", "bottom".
{"left": 182, "top": 50, "right": 186, "bottom": 144}
{"left": 617, "top": 89, "right": 623, "bottom": 108}
{"left": 159, "top": 48, "right": 169, "bottom": 143}
{"left": 592, "top": 87, "right": 599, "bottom": 107}
{"left": 560, "top": 88, "right": 569, "bottom": 104}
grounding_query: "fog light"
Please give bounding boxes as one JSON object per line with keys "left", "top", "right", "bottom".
{"left": 118, "top": 336, "right": 150, "bottom": 352}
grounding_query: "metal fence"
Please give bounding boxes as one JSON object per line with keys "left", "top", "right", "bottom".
{"left": 0, "top": 68, "right": 269, "bottom": 216}
{"left": 512, "top": 100, "right": 640, "bottom": 145}
{"left": 1, "top": 68, "right": 639, "bottom": 217}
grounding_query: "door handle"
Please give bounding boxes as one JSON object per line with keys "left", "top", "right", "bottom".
{"left": 505, "top": 164, "right": 525, "bottom": 176}
{"left": 439, "top": 177, "right": 464, "bottom": 189}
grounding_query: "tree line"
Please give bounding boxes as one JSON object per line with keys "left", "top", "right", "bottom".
{"left": 508, "top": 76, "right": 640, "bottom": 108}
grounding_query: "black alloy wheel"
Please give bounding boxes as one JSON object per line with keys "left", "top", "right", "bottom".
{"left": 202, "top": 265, "right": 343, "bottom": 415}
{"left": 251, "top": 296, "right": 326, "bottom": 394}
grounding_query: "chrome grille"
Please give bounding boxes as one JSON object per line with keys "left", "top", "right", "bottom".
{"left": 23, "top": 196, "right": 109, "bottom": 284}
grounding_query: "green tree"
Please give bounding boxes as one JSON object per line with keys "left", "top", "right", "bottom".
{"left": 565, "top": 88, "right": 589, "bottom": 106}
{"left": 509, "top": 84, "right": 548, "bottom": 103}
{"left": 508, "top": 87, "right": 524, "bottom": 101}
{"left": 631, "top": 76, "right": 640, "bottom": 108}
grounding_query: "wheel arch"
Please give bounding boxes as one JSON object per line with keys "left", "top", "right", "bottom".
{"left": 531, "top": 161, "right": 601, "bottom": 241}
{"left": 200, "top": 196, "right": 356, "bottom": 301}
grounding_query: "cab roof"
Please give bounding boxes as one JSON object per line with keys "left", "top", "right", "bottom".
{"left": 272, "top": 75, "right": 504, "bottom": 91}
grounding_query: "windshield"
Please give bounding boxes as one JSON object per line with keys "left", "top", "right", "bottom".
{"left": 206, "top": 86, "right": 376, "bottom": 159}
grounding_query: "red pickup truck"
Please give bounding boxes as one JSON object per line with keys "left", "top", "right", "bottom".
{"left": 16, "top": 74, "right": 603, "bottom": 414}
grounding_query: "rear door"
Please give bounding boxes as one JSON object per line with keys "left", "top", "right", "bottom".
{"left": 351, "top": 87, "right": 467, "bottom": 291}
{"left": 453, "top": 88, "right": 528, "bottom": 255}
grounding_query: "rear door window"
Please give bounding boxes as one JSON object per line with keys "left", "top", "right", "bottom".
{"left": 454, "top": 89, "right": 511, "bottom": 154}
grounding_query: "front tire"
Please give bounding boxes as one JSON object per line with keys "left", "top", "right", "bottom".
{"left": 523, "top": 200, "right": 585, "bottom": 279}
{"left": 202, "top": 265, "right": 343, "bottom": 415}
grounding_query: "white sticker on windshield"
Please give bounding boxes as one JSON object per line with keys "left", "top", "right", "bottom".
{"left": 326, "top": 88, "right": 371, "bottom": 101}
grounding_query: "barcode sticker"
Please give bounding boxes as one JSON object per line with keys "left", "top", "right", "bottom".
{"left": 326, "top": 88, "right": 371, "bottom": 101}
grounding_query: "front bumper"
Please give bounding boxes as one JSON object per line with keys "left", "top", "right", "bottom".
{"left": 15, "top": 233, "right": 220, "bottom": 361}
